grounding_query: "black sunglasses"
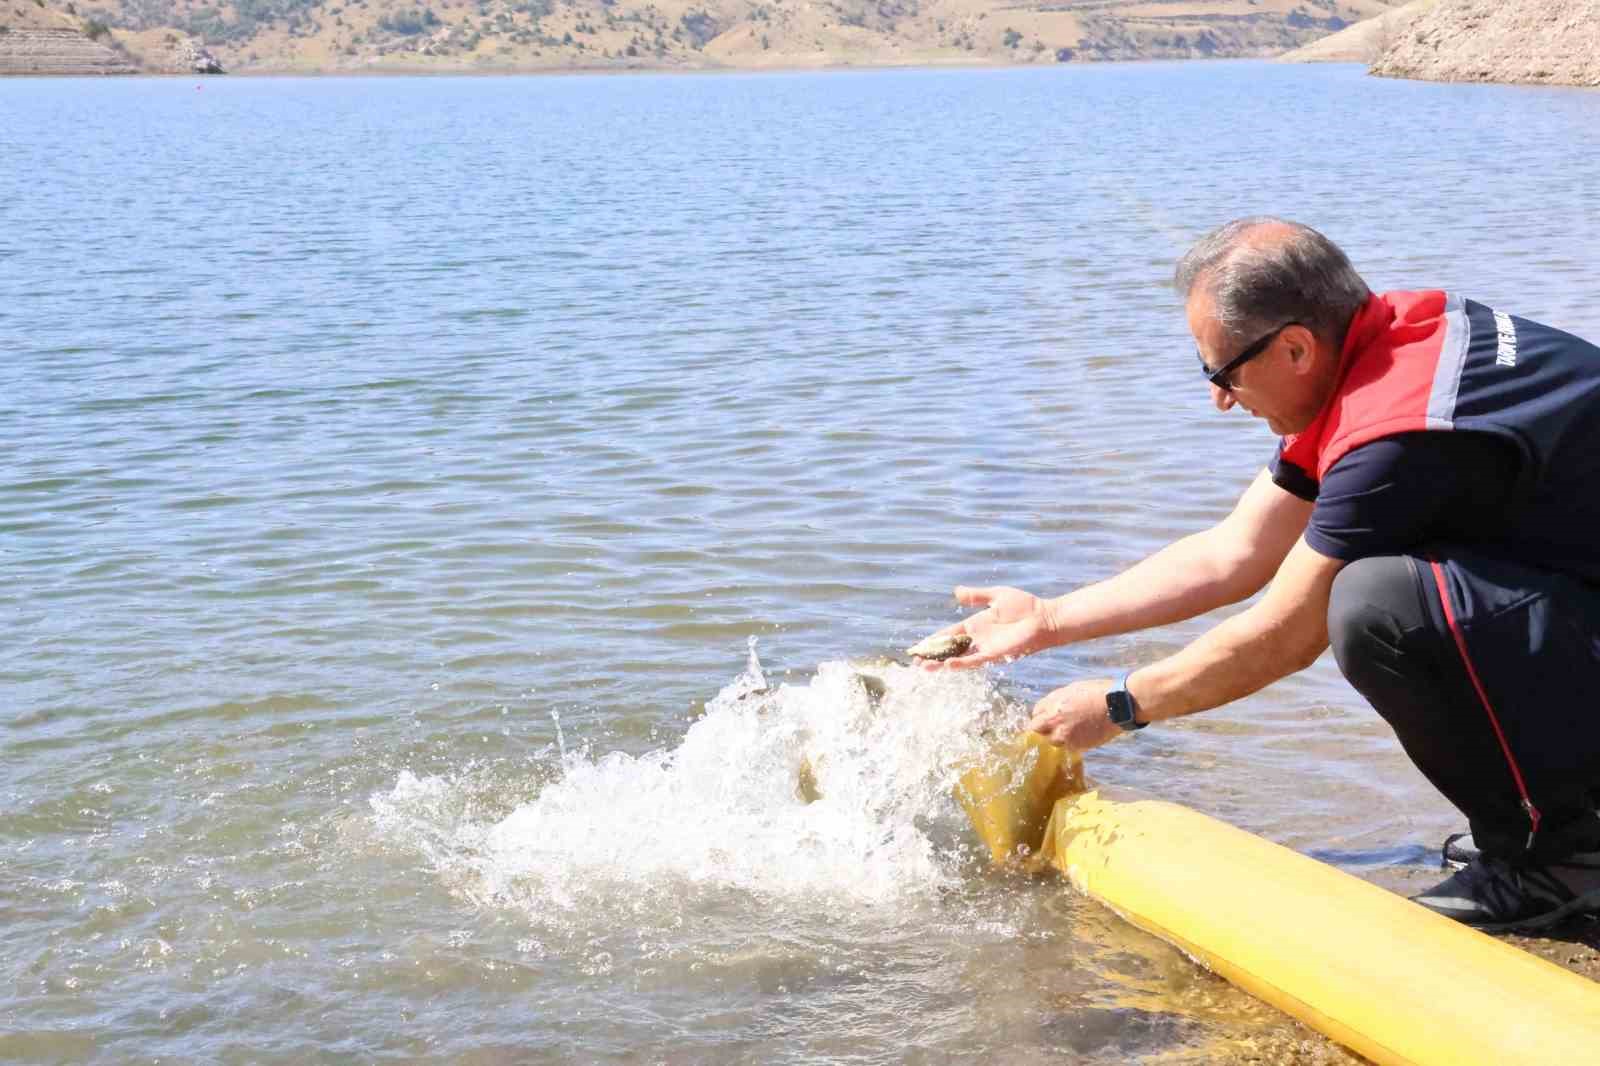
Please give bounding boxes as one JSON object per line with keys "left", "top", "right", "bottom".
{"left": 1197, "top": 322, "right": 1299, "bottom": 391}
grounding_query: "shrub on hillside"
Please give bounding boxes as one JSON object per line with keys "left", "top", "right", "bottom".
{"left": 378, "top": 7, "right": 439, "bottom": 34}
{"left": 678, "top": 9, "right": 719, "bottom": 48}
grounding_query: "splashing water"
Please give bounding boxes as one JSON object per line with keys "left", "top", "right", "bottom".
{"left": 371, "top": 641, "right": 1020, "bottom": 931}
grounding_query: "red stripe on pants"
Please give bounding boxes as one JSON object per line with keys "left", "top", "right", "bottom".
{"left": 1428, "top": 558, "right": 1542, "bottom": 847}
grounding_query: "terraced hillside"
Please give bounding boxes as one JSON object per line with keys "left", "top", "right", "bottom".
{"left": 0, "top": 0, "right": 139, "bottom": 71}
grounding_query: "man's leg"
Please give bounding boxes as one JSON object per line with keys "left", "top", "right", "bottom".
{"left": 1327, "top": 552, "right": 1600, "bottom": 928}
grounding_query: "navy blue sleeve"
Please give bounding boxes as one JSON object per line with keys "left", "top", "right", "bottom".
{"left": 1304, "top": 432, "right": 1521, "bottom": 561}
{"left": 1269, "top": 441, "right": 1319, "bottom": 502}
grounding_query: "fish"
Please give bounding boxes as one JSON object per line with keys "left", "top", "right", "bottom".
{"left": 905, "top": 632, "right": 973, "bottom": 661}
{"left": 790, "top": 656, "right": 1085, "bottom": 867}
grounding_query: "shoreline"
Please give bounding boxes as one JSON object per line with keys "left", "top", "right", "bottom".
{"left": 13, "top": 53, "right": 1596, "bottom": 88}
{"left": 0, "top": 53, "right": 1345, "bottom": 80}
{"left": 4, "top": 0, "right": 1386, "bottom": 81}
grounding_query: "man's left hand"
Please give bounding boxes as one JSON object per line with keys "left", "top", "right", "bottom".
{"left": 1028, "top": 679, "right": 1124, "bottom": 752}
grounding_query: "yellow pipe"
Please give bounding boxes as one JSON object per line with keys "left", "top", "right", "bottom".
{"left": 954, "top": 731, "right": 1083, "bottom": 863}
{"left": 956, "top": 736, "right": 1600, "bottom": 1065}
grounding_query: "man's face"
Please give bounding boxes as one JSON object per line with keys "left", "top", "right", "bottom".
{"left": 1186, "top": 290, "right": 1309, "bottom": 437}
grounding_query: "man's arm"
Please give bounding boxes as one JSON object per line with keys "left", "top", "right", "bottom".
{"left": 1049, "top": 468, "right": 1314, "bottom": 642}
{"left": 931, "top": 469, "right": 1313, "bottom": 670}
{"left": 1028, "top": 537, "right": 1344, "bottom": 750}
{"left": 1128, "top": 536, "right": 1343, "bottom": 722}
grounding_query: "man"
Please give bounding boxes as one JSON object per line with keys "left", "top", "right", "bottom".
{"left": 923, "top": 217, "right": 1600, "bottom": 931}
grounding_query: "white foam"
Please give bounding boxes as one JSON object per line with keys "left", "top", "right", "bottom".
{"left": 371, "top": 641, "right": 1016, "bottom": 928}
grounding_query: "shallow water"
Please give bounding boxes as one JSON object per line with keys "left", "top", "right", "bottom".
{"left": 3, "top": 61, "right": 1599, "bottom": 1062}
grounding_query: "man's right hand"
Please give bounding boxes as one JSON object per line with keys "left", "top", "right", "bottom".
{"left": 914, "top": 585, "right": 1061, "bottom": 671}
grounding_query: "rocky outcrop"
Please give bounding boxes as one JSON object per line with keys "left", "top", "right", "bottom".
{"left": 0, "top": 28, "right": 139, "bottom": 74}
{"left": 179, "top": 38, "right": 224, "bottom": 73}
{"left": 1369, "top": 0, "right": 1600, "bottom": 88}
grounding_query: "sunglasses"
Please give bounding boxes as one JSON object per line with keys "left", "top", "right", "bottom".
{"left": 1197, "top": 322, "right": 1299, "bottom": 392}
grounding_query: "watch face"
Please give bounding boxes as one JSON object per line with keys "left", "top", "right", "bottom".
{"left": 1106, "top": 688, "right": 1134, "bottom": 725}
{"left": 1106, "top": 686, "right": 1143, "bottom": 730}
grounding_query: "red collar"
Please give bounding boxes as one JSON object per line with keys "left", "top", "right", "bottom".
{"left": 1280, "top": 292, "right": 1394, "bottom": 457}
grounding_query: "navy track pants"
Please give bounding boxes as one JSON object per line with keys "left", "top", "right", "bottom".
{"left": 1328, "top": 548, "right": 1600, "bottom": 863}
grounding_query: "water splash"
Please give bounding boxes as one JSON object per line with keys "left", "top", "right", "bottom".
{"left": 371, "top": 644, "right": 1018, "bottom": 929}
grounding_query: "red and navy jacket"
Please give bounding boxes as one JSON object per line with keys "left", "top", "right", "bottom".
{"left": 1271, "top": 290, "right": 1600, "bottom": 581}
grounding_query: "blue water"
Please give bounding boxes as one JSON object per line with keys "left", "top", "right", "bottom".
{"left": 3, "top": 62, "right": 1598, "bottom": 1062}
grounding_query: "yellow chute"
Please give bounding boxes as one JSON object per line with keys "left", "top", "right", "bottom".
{"left": 956, "top": 733, "right": 1600, "bottom": 1065}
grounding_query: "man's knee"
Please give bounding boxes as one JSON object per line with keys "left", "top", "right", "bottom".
{"left": 1327, "top": 555, "right": 1427, "bottom": 684}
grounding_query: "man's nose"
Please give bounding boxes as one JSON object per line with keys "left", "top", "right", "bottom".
{"left": 1211, "top": 383, "right": 1236, "bottom": 411}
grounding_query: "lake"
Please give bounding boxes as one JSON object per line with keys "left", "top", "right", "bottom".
{"left": 3, "top": 60, "right": 1599, "bottom": 1063}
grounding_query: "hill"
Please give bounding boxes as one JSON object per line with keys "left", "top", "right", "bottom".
{"left": 0, "top": 0, "right": 139, "bottom": 71}
{"left": 3, "top": 0, "right": 1403, "bottom": 74}
{"left": 1368, "top": 0, "right": 1600, "bottom": 88}
{"left": 1277, "top": 0, "right": 1430, "bottom": 62}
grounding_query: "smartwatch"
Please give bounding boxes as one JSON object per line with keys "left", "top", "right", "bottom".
{"left": 1106, "top": 670, "right": 1147, "bottom": 732}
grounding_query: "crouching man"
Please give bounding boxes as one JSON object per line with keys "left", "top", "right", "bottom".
{"left": 927, "top": 217, "right": 1600, "bottom": 931}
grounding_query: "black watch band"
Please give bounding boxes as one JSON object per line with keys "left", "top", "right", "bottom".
{"left": 1106, "top": 670, "right": 1147, "bottom": 732}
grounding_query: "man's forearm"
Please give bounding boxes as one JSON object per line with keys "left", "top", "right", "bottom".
{"left": 1129, "top": 601, "right": 1329, "bottom": 723}
{"left": 1046, "top": 527, "right": 1267, "bottom": 645}
{"left": 1125, "top": 538, "right": 1343, "bottom": 723}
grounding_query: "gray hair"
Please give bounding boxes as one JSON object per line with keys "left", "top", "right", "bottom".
{"left": 1173, "top": 217, "right": 1371, "bottom": 348}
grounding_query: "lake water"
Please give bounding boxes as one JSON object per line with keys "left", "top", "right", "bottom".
{"left": 3, "top": 61, "right": 1599, "bottom": 1063}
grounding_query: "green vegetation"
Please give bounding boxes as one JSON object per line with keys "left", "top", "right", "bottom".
{"left": 376, "top": 6, "right": 437, "bottom": 33}
{"left": 678, "top": 9, "right": 716, "bottom": 48}
{"left": 111, "top": 0, "right": 327, "bottom": 44}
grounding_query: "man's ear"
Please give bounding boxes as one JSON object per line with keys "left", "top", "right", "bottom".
{"left": 1285, "top": 324, "right": 1319, "bottom": 374}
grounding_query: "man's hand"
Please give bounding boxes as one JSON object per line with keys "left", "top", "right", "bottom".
{"left": 1027, "top": 679, "right": 1123, "bottom": 752}
{"left": 915, "top": 585, "right": 1060, "bottom": 671}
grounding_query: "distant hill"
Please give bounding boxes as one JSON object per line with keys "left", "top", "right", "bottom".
{"left": 3, "top": 0, "right": 1404, "bottom": 74}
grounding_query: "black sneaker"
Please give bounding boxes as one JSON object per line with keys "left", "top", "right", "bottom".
{"left": 1410, "top": 854, "right": 1600, "bottom": 931}
{"left": 1444, "top": 804, "right": 1600, "bottom": 869}
{"left": 1442, "top": 831, "right": 1479, "bottom": 869}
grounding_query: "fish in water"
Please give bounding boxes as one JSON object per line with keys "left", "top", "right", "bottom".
{"left": 906, "top": 632, "right": 973, "bottom": 661}
{"left": 797, "top": 656, "right": 1084, "bottom": 863}
{"left": 796, "top": 662, "right": 894, "bottom": 803}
